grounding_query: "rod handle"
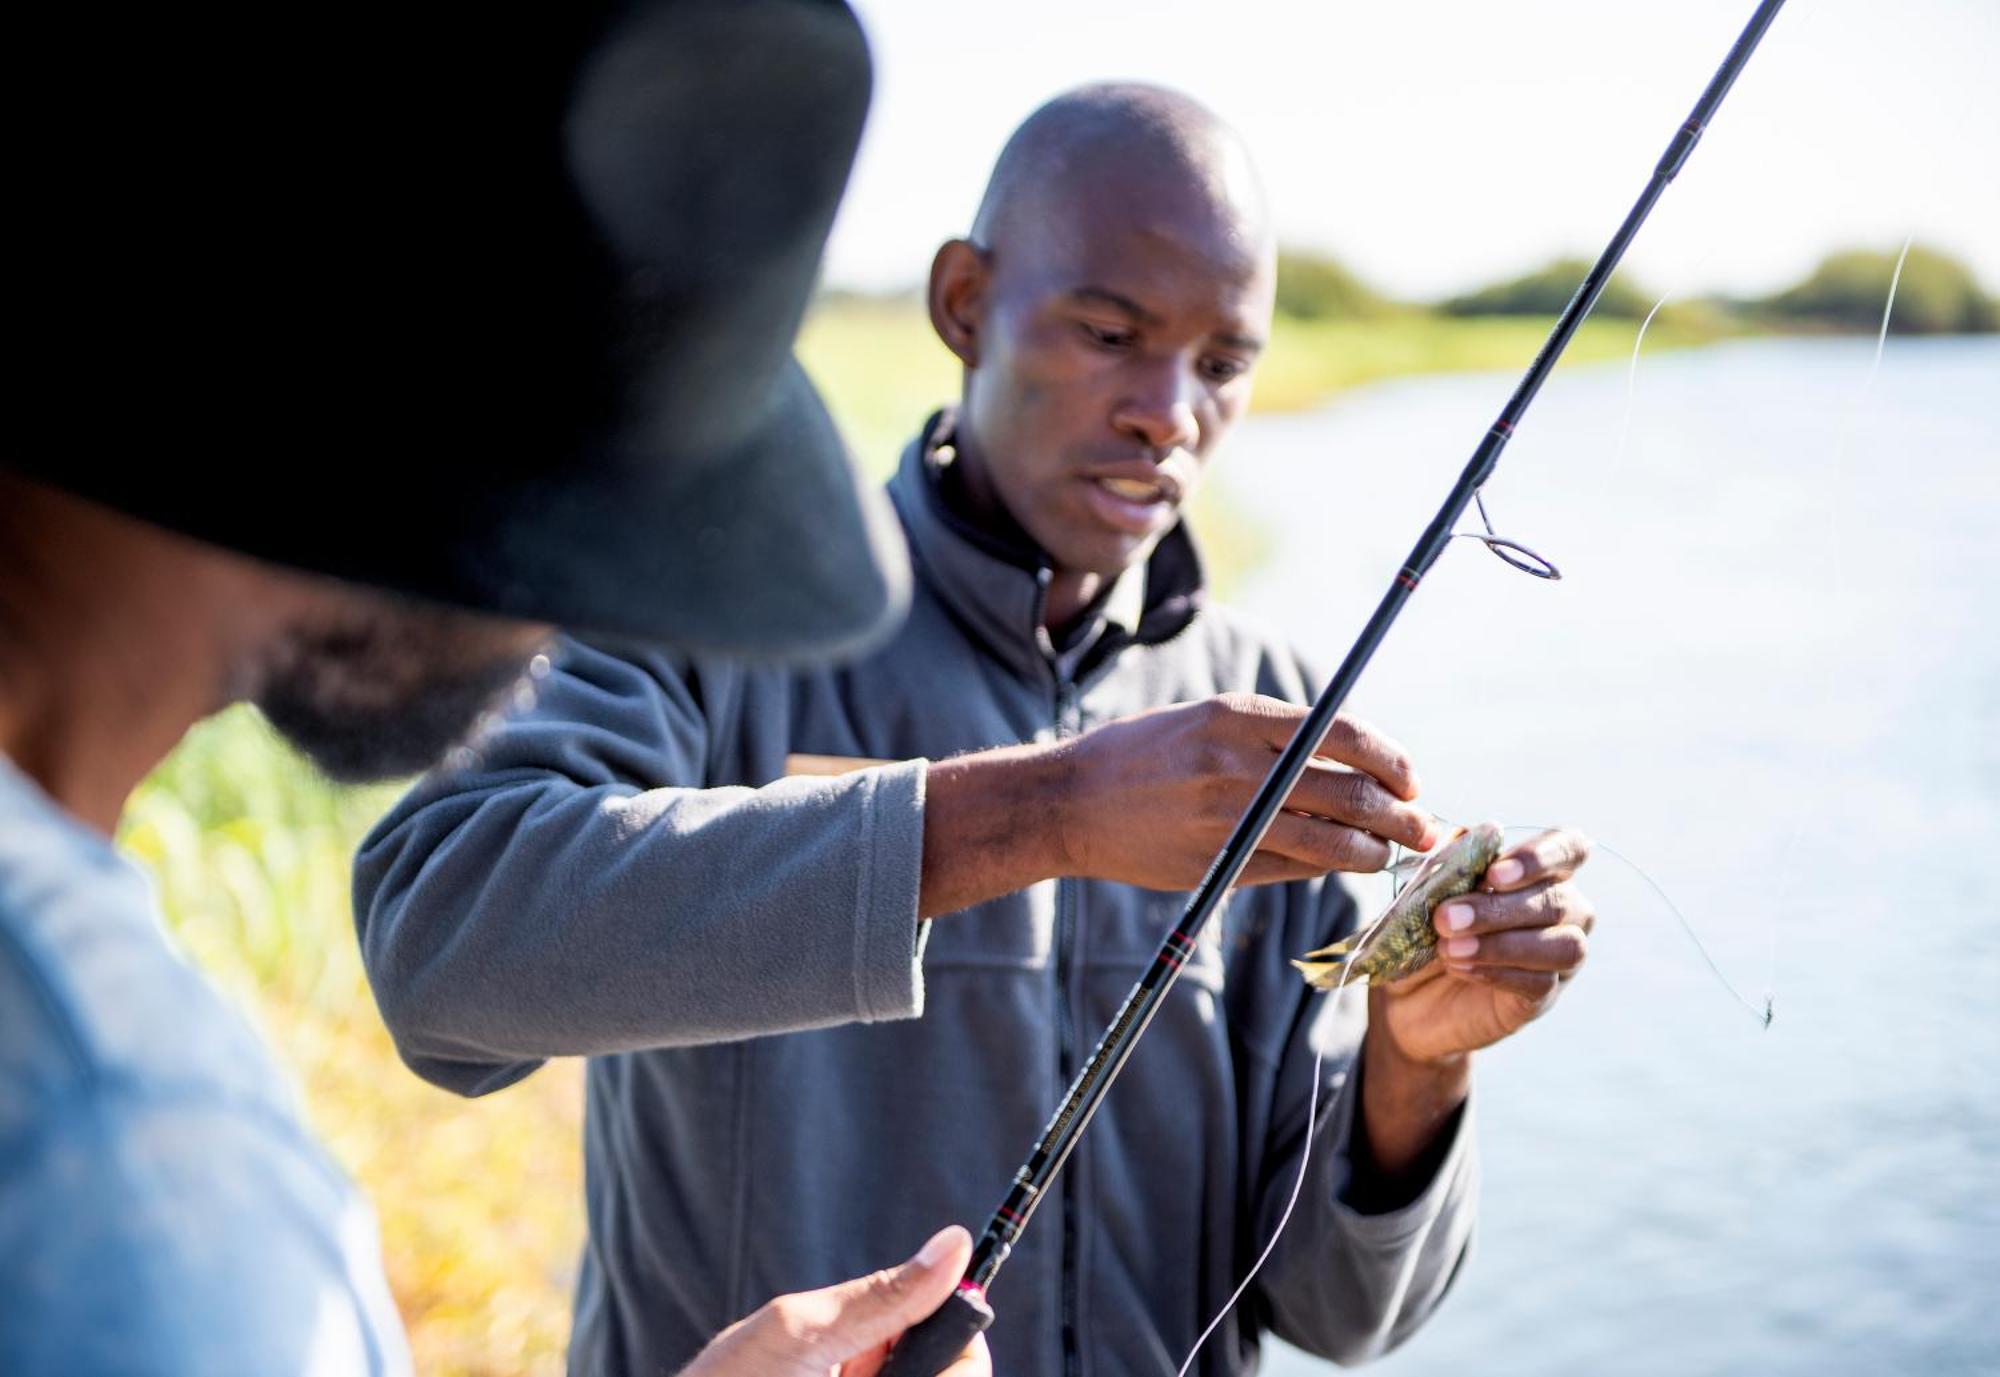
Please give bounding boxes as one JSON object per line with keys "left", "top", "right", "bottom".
{"left": 878, "top": 1283, "right": 995, "bottom": 1377}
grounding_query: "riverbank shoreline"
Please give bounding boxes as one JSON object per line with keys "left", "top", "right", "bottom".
{"left": 796, "top": 296, "right": 1744, "bottom": 471}
{"left": 796, "top": 298, "right": 1743, "bottom": 596}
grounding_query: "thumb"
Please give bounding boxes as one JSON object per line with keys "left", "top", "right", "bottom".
{"left": 798, "top": 1225, "right": 973, "bottom": 1363}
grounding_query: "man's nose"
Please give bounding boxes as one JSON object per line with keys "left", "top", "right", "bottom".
{"left": 1111, "top": 358, "right": 1199, "bottom": 454}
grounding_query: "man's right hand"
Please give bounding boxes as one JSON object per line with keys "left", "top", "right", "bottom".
{"left": 920, "top": 692, "right": 1436, "bottom": 915}
{"left": 1057, "top": 693, "right": 1435, "bottom": 888}
{"left": 678, "top": 1225, "right": 989, "bottom": 1377}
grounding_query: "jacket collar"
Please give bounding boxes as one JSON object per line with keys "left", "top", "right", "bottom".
{"left": 886, "top": 409, "right": 1206, "bottom": 685}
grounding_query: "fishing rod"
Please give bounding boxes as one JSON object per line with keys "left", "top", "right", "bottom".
{"left": 881, "top": 2, "right": 1789, "bottom": 1370}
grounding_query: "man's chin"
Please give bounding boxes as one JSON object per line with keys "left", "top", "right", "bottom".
{"left": 1050, "top": 525, "right": 1167, "bottom": 583}
{"left": 249, "top": 596, "right": 548, "bottom": 785}
{"left": 256, "top": 657, "right": 531, "bottom": 785}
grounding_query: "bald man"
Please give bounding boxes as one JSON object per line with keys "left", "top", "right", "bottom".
{"left": 355, "top": 86, "right": 1595, "bottom": 1376}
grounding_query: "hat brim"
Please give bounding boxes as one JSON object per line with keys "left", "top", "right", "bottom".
{"left": 462, "top": 357, "right": 910, "bottom": 660}
{"left": 11, "top": 356, "right": 909, "bottom": 665}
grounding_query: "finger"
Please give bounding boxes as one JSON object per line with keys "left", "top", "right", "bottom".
{"left": 1437, "top": 923, "right": 1590, "bottom": 976}
{"left": 1238, "top": 850, "right": 1365, "bottom": 887}
{"left": 1258, "top": 811, "right": 1394, "bottom": 876}
{"left": 784, "top": 1226, "right": 973, "bottom": 1364}
{"left": 1434, "top": 882, "right": 1593, "bottom": 938}
{"left": 1223, "top": 695, "right": 1422, "bottom": 802}
{"left": 843, "top": 1332, "right": 991, "bottom": 1377}
{"left": 1444, "top": 964, "right": 1563, "bottom": 1009}
{"left": 1311, "top": 712, "right": 1423, "bottom": 802}
{"left": 1283, "top": 763, "right": 1436, "bottom": 850}
{"left": 1238, "top": 854, "right": 1328, "bottom": 887}
{"left": 839, "top": 1342, "right": 894, "bottom": 1377}
{"left": 941, "top": 1333, "right": 992, "bottom": 1376}
{"left": 1480, "top": 828, "right": 1592, "bottom": 892}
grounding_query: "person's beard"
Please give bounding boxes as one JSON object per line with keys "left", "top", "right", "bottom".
{"left": 252, "top": 592, "right": 548, "bottom": 784}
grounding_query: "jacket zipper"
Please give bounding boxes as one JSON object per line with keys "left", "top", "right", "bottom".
{"left": 1051, "top": 674, "right": 1083, "bottom": 1377}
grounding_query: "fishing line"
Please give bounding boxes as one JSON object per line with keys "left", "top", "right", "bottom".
{"left": 1500, "top": 824, "right": 1772, "bottom": 1027}
{"left": 1665, "top": 236, "right": 1908, "bottom": 1015}
{"left": 1174, "top": 797, "right": 1781, "bottom": 1377}
{"left": 1183, "top": 44, "right": 1935, "bottom": 1377}
{"left": 1869, "top": 236, "right": 1916, "bottom": 382}
{"left": 1389, "top": 818, "right": 1771, "bottom": 1026}
{"left": 1170, "top": 239, "right": 1871, "bottom": 1368}
{"left": 1465, "top": 241, "right": 1920, "bottom": 1031}
{"left": 1749, "top": 232, "right": 1914, "bottom": 1010}
{"left": 1607, "top": 282, "right": 1681, "bottom": 492}
{"left": 877, "top": 11, "right": 1794, "bottom": 1370}
{"left": 1172, "top": 965, "right": 1353, "bottom": 1377}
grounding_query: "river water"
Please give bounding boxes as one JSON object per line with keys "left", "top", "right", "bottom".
{"left": 1233, "top": 336, "right": 2000, "bottom": 1377}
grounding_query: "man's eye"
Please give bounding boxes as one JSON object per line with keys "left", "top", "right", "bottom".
{"left": 1201, "top": 356, "right": 1247, "bottom": 383}
{"left": 1081, "top": 322, "right": 1136, "bottom": 349}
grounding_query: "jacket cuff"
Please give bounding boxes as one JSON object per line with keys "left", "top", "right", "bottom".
{"left": 1327, "top": 1069, "right": 1480, "bottom": 1249}
{"left": 851, "top": 758, "right": 928, "bottom": 1022}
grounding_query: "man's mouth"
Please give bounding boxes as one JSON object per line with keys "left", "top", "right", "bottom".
{"left": 1082, "top": 469, "right": 1183, "bottom": 536}
{"left": 1096, "top": 476, "right": 1168, "bottom": 503}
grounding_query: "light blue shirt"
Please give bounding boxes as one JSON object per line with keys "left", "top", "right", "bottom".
{"left": 0, "top": 756, "right": 409, "bottom": 1376}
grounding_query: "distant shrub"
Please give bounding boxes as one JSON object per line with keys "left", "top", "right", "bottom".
{"left": 1274, "top": 250, "right": 1394, "bottom": 320}
{"left": 1441, "top": 256, "right": 1653, "bottom": 320}
{"left": 1762, "top": 245, "right": 1997, "bottom": 335}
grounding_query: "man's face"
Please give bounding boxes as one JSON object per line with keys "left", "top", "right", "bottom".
{"left": 251, "top": 586, "right": 551, "bottom": 784}
{"left": 955, "top": 182, "right": 1273, "bottom": 582}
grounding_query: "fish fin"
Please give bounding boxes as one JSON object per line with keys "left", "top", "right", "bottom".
{"left": 1290, "top": 956, "right": 1352, "bottom": 989}
{"left": 1297, "top": 933, "right": 1357, "bottom": 961}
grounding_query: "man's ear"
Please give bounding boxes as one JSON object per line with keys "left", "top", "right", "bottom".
{"left": 928, "top": 239, "right": 989, "bottom": 368}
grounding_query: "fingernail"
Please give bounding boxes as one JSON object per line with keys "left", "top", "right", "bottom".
{"left": 914, "top": 1225, "right": 965, "bottom": 1270}
{"left": 1445, "top": 935, "right": 1479, "bottom": 959}
{"left": 1488, "top": 859, "right": 1524, "bottom": 886}
{"left": 1442, "top": 903, "right": 1475, "bottom": 932}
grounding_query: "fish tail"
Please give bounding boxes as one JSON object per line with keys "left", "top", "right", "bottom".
{"left": 1290, "top": 955, "right": 1353, "bottom": 989}
{"left": 1298, "top": 933, "right": 1357, "bottom": 960}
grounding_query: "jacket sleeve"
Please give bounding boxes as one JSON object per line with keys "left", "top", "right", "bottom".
{"left": 1248, "top": 883, "right": 1480, "bottom": 1365}
{"left": 350, "top": 637, "right": 929, "bottom": 1097}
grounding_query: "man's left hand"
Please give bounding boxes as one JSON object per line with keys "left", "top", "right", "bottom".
{"left": 1376, "top": 827, "right": 1595, "bottom": 1065}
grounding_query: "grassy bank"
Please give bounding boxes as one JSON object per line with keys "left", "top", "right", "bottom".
{"left": 122, "top": 714, "right": 586, "bottom": 1376}
{"left": 797, "top": 296, "right": 1735, "bottom": 597}
{"left": 123, "top": 299, "right": 1739, "bottom": 1374}
{"left": 1255, "top": 307, "right": 1732, "bottom": 411}
{"left": 798, "top": 296, "right": 1737, "bottom": 465}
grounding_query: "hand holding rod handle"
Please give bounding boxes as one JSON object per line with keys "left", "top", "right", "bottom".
{"left": 873, "top": 4, "right": 1788, "bottom": 1373}
{"left": 878, "top": 1283, "right": 994, "bottom": 1377}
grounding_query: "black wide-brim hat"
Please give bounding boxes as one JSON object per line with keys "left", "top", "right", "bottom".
{"left": 15, "top": 0, "right": 908, "bottom": 661}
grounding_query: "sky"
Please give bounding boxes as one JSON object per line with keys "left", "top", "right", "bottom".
{"left": 825, "top": 0, "right": 1998, "bottom": 302}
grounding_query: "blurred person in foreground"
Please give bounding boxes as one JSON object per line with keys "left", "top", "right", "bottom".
{"left": 0, "top": 2, "right": 987, "bottom": 1374}
{"left": 356, "top": 85, "right": 1598, "bottom": 1376}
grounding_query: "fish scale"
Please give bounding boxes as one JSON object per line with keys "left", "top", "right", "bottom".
{"left": 1292, "top": 821, "right": 1506, "bottom": 987}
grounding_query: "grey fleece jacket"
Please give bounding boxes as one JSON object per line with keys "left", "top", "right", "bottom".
{"left": 354, "top": 414, "right": 1478, "bottom": 1377}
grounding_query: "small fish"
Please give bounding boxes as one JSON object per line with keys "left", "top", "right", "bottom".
{"left": 1292, "top": 821, "right": 1507, "bottom": 988}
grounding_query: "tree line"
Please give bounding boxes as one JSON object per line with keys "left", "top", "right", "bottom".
{"left": 1276, "top": 244, "right": 1997, "bottom": 335}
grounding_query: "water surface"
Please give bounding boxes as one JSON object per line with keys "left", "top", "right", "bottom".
{"left": 1232, "top": 337, "right": 1999, "bottom": 1377}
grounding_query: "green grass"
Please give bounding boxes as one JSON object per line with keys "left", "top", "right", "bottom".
{"left": 1255, "top": 306, "right": 1736, "bottom": 412}
{"left": 797, "top": 296, "right": 1738, "bottom": 598}
{"left": 123, "top": 711, "right": 586, "bottom": 1377}
{"left": 798, "top": 296, "right": 1738, "bottom": 457}
{"left": 797, "top": 296, "right": 961, "bottom": 476}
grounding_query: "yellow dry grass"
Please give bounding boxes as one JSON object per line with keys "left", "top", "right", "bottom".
{"left": 122, "top": 710, "right": 585, "bottom": 1376}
